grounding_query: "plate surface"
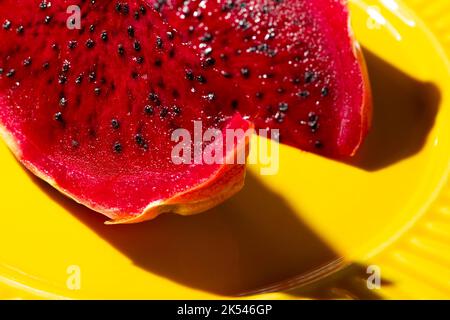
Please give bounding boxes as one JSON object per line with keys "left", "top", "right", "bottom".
{"left": 1, "top": 0, "right": 450, "bottom": 299}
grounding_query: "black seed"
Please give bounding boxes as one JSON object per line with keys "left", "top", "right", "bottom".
{"left": 94, "top": 87, "right": 101, "bottom": 95}
{"left": 118, "top": 44, "right": 125, "bottom": 55}
{"left": 42, "top": 62, "right": 50, "bottom": 69}
{"left": 127, "top": 25, "right": 134, "bottom": 37}
{"left": 44, "top": 15, "right": 52, "bottom": 24}
{"left": 68, "top": 40, "right": 77, "bottom": 49}
{"left": 111, "top": 119, "right": 120, "bottom": 129}
{"left": 205, "top": 93, "right": 216, "bottom": 101}
{"left": 298, "top": 90, "right": 310, "bottom": 98}
{"left": 256, "top": 92, "right": 264, "bottom": 99}
{"left": 156, "top": 36, "right": 163, "bottom": 48}
{"left": 58, "top": 75, "right": 67, "bottom": 84}
{"left": 89, "top": 24, "right": 95, "bottom": 32}
{"left": 3, "top": 20, "right": 11, "bottom": 30}
{"left": 279, "top": 102, "right": 289, "bottom": 112}
{"left": 133, "top": 40, "right": 141, "bottom": 51}
{"left": 221, "top": 70, "right": 232, "bottom": 78}
{"left": 86, "top": 39, "right": 95, "bottom": 48}
{"left": 113, "top": 142, "right": 122, "bottom": 153}
{"left": 101, "top": 31, "right": 108, "bottom": 41}
{"left": 51, "top": 43, "right": 58, "bottom": 50}
{"left": 62, "top": 61, "right": 70, "bottom": 72}
{"left": 314, "top": 140, "right": 323, "bottom": 149}
{"left": 185, "top": 69, "right": 194, "bottom": 80}
{"left": 59, "top": 97, "right": 67, "bottom": 106}
{"left": 197, "top": 75, "right": 207, "bottom": 84}
{"left": 0, "top": 68, "right": 3, "bottom": 74}
{"left": 6, "top": 69, "right": 15, "bottom": 78}
{"left": 136, "top": 56, "right": 144, "bottom": 64}
{"left": 16, "top": 25, "right": 24, "bottom": 34}
{"left": 238, "top": 19, "right": 250, "bottom": 30}
{"left": 39, "top": 1, "right": 49, "bottom": 9}
{"left": 89, "top": 71, "right": 96, "bottom": 82}
{"left": 257, "top": 43, "right": 270, "bottom": 52}
{"left": 144, "top": 105, "right": 154, "bottom": 115}
{"left": 201, "top": 32, "right": 213, "bottom": 42}
{"left": 274, "top": 111, "right": 285, "bottom": 123}
{"left": 134, "top": 11, "right": 140, "bottom": 19}
{"left": 139, "top": 5, "right": 147, "bottom": 14}
{"left": 265, "top": 30, "right": 276, "bottom": 40}
{"left": 309, "top": 123, "right": 318, "bottom": 133}
{"left": 75, "top": 75, "right": 83, "bottom": 84}
{"left": 135, "top": 134, "right": 145, "bottom": 147}
{"left": 231, "top": 100, "right": 239, "bottom": 109}
{"left": 148, "top": 92, "right": 160, "bottom": 104}
{"left": 168, "top": 48, "right": 175, "bottom": 58}
{"left": 188, "top": 25, "right": 195, "bottom": 33}
{"left": 321, "top": 86, "right": 329, "bottom": 97}
{"left": 221, "top": 0, "right": 235, "bottom": 11}
{"left": 23, "top": 57, "right": 32, "bottom": 66}
{"left": 173, "top": 105, "right": 181, "bottom": 115}
{"left": 115, "top": 2, "right": 122, "bottom": 12}
{"left": 240, "top": 67, "right": 250, "bottom": 78}
{"left": 166, "top": 31, "right": 174, "bottom": 39}
{"left": 202, "top": 57, "right": 216, "bottom": 68}
{"left": 54, "top": 112, "right": 63, "bottom": 122}
{"left": 305, "top": 71, "right": 316, "bottom": 83}
{"left": 160, "top": 107, "right": 168, "bottom": 118}
{"left": 308, "top": 112, "right": 318, "bottom": 121}
{"left": 307, "top": 113, "right": 319, "bottom": 132}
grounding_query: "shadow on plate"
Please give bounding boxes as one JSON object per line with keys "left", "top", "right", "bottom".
{"left": 348, "top": 49, "right": 440, "bottom": 171}
{"left": 31, "top": 171, "right": 387, "bottom": 299}
{"left": 26, "top": 49, "right": 436, "bottom": 298}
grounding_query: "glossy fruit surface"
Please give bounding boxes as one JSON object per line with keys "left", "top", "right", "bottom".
{"left": 0, "top": 0, "right": 370, "bottom": 222}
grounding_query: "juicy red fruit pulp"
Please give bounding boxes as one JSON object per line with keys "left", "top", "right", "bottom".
{"left": 0, "top": 0, "right": 370, "bottom": 219}
{"left": 0, "top": 0, "right": 250, "bottom": 216}
{"left": 158, "top": 0, "right": 369, "bottom": 156}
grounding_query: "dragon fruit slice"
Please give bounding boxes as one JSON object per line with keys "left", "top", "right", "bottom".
{"left": 0, "top": 0, "right": 371, "bottom": 223}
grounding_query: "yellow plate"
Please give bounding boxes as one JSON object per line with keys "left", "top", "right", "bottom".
{"left": 1, "top": 0, "right": 450, "bottom": 299}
